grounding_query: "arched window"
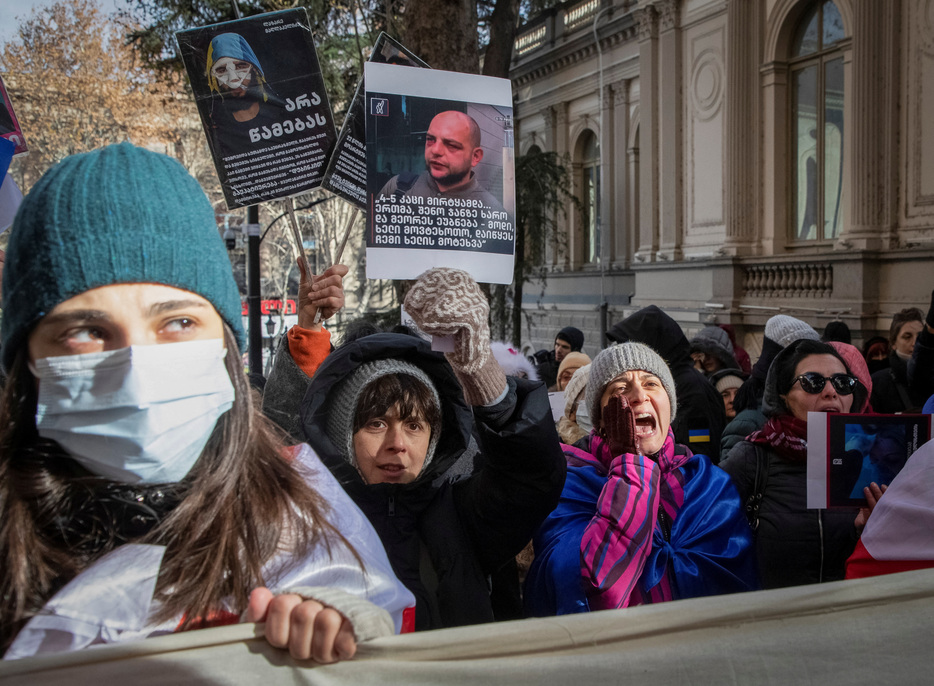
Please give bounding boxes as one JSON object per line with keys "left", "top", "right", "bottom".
{"left": 580, "top": 131, "right": 601, "bottom": 262}
{"left": 790, "top": 0, "right": 846, "bottom": 241}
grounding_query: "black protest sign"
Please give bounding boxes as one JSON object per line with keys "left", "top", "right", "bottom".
{"left": 321, "top": 33, "right": 428, "bottom": 207}
{"left": 176, "top": 9, "right": 336, "bottom": 209}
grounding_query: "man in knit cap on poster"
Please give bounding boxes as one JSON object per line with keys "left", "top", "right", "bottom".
{"left": 533, "top": 326, "right": 585, "bottom": 388}
{"left": 524, "top": 341, "right": 757, "bottom": 616}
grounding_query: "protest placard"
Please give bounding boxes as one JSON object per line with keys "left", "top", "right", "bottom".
{"left": 176, "top": 9, "right": 336, "bottom": 209}
{"left": 807, "top": 412, "right": 934, "bottom": 509}
{"left": 321, "top": 33, "right": 428, "bottom": 207}
{"left": 364, "top": 63, "right": 516, "bottom": 284}
{"left": 0, "top": 75, "right": 28, "bottom": 156}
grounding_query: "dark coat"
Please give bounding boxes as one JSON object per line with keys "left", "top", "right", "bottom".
{"left": 298, "top": 334, "right": 566, "bottom": 631}
{"left": 606, "top": 306, "right": 727, "bottom": 460}
{"left": 871, "top": 329, "right": 934, "bottom": 413}
{"left": 718, "top": 407, "right": 767, "bottom": 464}
{"left": 719, "top": 441, "right": 858, "bottom": 588}
{"left": 533, "top": 350, "right": 559, "bottom": 388}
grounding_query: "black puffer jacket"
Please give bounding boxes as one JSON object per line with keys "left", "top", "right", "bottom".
{"left": 607, "top": 306, "right": 727, "bottom": 459}
{"left": 718, "top": 441, "right": 858, "bottom": 587}
{"left": 299, "top": 334, "right": 566, "bottom": 630}
{"left": 719, "top": 343, "right": 859, "bottom": 588}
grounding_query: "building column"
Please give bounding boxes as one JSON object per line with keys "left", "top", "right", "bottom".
{"left": 542, "top": 105, "right": 559, "bottom": 266}
{"left": 656, "top": 0, "right": 682, "bottom": 262}
{"left": 722, "top": 0, "right": 760, "bottom": 255}
{"left": 612, "top": 79, "right": 631, "bottom": 266}
{"left": 555, "top": 102, "right": 571, "bottom": 267}
{"left": 600, "top": 82, "right": 616, "bottom": 268}
{"left": 634, "top": 4, "right": 659, "bottom": 263}
{"left": 838, "top": 0, "right": 900, "bottom": 250}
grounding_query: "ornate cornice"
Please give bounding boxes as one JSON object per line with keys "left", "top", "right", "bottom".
{"left": 512, "top": 21, "right": 638, "bottom": 87}
{"left": 612, "top": 79, "right": 630, "bottom": 108}
{"left": 541, "top": 106, "right": 557, "bottom": 128}
{"left": 634, "top": 6, "right": 658, "bottom": 42}
{"left": 555, "top": 102, "right": 569, "bottom": 126}
{"left": 657, "top": 0, "right": 681, "bottom": 32}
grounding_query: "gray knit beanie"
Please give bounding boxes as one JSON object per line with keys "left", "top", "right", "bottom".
{"left": 586, "top": 342, "right": 677, "bottom": 428}
{"left": 1, "top": 143, "right": 245, "bottom": 370}
{"left": 325, "top": 359, "right": 442, "bottom": 479}
{"left": 764, "top": 315, "right": 819, "bottom": 348}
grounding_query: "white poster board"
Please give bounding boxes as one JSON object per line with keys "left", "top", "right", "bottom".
{"left": 364, "top": 63, "right": 515, "bottom": 284}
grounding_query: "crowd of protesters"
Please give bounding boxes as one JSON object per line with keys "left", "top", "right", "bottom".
{"left": 1, "top": 143, "right": 933, "bottom": 664}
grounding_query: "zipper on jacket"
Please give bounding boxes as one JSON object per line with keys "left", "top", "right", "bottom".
{"left": 817, "top": 510, "right": 824, "bottom": 582}
{"left": 387, "top": 493, "right": 396, "bottom": 517}
{"left": 658, "top": 509, "right": 671, "bottom": 542}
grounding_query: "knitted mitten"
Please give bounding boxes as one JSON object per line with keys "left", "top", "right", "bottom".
{"left": 404, "top": 268, "right": 507, "bottom": 406}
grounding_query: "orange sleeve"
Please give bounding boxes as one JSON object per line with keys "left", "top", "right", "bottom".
{"left": 286, "top": 326, "right": 332, "bottom": 379}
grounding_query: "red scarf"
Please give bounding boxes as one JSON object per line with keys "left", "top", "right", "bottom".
{"left": 747, "top": 414, "right": 808, "bottom": 462}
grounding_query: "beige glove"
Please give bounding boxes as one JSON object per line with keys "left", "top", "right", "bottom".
{"left": 404, "top": 268, "right": 507, "bottom": 406}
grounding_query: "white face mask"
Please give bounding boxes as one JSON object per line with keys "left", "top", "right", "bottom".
{"left": 576, "top": 400, "right": 593, "bottom": 433}
{"left": 30, "top": 339, "right": 235, "bottom": 484}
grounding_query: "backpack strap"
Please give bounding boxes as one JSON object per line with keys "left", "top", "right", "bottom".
{"left": 892, "top": 374, "right": 919, "bottom": 413}
{"left": 392, "top": 171, "right": 420, "bottom": 200}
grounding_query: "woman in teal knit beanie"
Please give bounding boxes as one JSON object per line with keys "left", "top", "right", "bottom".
{"left": 0, "top": 143, "right": 413, "bottom": 661}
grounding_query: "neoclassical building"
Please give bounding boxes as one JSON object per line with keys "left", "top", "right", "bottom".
{"left": 511, "top": 0, "right": 934, "bottom": 357}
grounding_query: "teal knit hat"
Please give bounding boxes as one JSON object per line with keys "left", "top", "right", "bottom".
{"left": 1, "top": 143, "right": 245, "bottom": 370}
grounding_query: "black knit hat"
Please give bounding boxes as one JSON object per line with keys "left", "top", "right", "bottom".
{"left": 556, "top": 326, "right": 584, "bottom": 352}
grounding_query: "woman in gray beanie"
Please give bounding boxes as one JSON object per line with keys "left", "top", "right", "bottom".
{"left": 266, "top": 267, "right": 567, "bottom": 631}
{"left": 0, "top": 144, "right": 412, "bottom": 661}
{"left": 525, "top": 341, "right": 757, "bottom": 616}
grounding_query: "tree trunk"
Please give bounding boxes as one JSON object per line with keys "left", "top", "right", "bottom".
{"left": 511, "top": 209, "right": 526, "bottom": 347}
{"left": 402, "top": 0, "right": 479, "bottom": 72}
{"left": 482, "top": 0, "right": 519, "bottom": 78}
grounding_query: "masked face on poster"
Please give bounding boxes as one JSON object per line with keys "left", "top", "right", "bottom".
{"left": 211, "top": 57, "right": 255, "bottom": 94}
{"left": 206, "top": 33, "right": 268, "bottom": 123}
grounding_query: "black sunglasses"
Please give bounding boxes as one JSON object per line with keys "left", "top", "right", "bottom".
{"left": 792, "top": 371, "right": 858, "bottom": 396}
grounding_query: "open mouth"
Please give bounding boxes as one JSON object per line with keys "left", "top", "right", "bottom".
{"left": 634, "top": 413, "right": 656, "bottom": 435}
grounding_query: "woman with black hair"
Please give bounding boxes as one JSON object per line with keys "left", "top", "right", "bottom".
{"left": 720, "top": 339, "right": 875, "bottom": 588}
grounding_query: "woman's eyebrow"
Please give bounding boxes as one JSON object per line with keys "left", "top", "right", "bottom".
{"left": 148, "top": 300, "right": 211, "bottom": 316}
{"left": 40, "top": 310, "right": 112, "bottom": 326}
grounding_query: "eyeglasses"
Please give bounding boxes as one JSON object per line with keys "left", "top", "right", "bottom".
{"left": 792, "top": 371, "right": 858, "bottom": 396}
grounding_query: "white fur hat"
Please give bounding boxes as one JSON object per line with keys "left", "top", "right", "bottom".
{"left": 490, "top": 341, "right": 539, "bottom": 381}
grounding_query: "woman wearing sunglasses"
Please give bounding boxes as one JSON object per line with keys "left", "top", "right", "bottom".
{"left": 720, "top": 339, "right": 873, "bottom": 589}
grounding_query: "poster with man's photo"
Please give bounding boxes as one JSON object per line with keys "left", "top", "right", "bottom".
{"left": 176, "top": 9, "right": 336, "bottom": 209}
{"left": 0, "top": 75, "right": 28, "bottom": 156}
{"left": 365, "top": 62, "right": 516, "bottom": 284}
{"left": 807, "top": 412, "right": 934, "bottom": 509}
{"left": 321, "top": 33, "right": 429, "bottom": 207}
